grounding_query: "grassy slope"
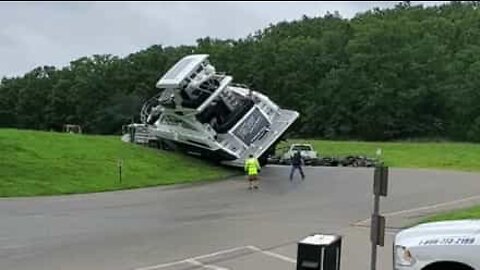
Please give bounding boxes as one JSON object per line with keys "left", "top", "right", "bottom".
{"left": 0, "top": 129, "right": 231, "bottom": 197}
{"left": 422, "top": 205, "right": 480, "bottom": 223}
{"left": 283, "top": 139, "right": 480, "bottom": 171}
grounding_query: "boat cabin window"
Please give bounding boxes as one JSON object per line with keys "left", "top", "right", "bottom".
{"left": 180, "top": 77, "right": 220, "bottom": 108}
{"left": 195, "top": 96, "right": 254, "bottom": 134}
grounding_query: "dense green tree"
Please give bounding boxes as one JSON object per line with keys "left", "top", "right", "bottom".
{"left": 2, "top": 2, "right": 480, "bottom": 141}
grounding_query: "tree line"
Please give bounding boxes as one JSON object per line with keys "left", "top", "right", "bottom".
{"left": 2, "top": 1, "right": 480, "bottom": 141}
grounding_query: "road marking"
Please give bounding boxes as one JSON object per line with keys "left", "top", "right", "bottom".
{"left": 192, "top": 246, "right": 251, "bottom": 260}
{"left": 134, "top": 245, "right": 297, "bottom": 270}
{"left": 353, "top": 194, "right": 480, "bottom": 226}
{"left": 185, "top": 259, "right": 230, "bottom": 270}
{"left": 135, "top": 260, "right": 186, "bottom": 270}
{"left": 134, "top": 246, "right": 250, "bottom": 270}
{"left": 0, "top": 244, "right": 29, "bottom": 250}
{"left": 247, "top": 246, "right": 296, "bottom": 264}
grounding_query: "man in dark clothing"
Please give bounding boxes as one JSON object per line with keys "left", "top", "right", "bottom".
{"left": 290, "top": 150, "right": 305, "bottom": 181}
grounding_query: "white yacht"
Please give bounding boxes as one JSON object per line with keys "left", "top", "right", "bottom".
{"left": 122, "top": 54, "right": 299, "bottom": 167}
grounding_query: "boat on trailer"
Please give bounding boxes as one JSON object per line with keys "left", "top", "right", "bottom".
{"left": 122, "top": 54, "right": 299, "bottom": 167}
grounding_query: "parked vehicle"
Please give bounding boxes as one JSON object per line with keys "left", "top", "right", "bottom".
{"left": 281, "top": 144, "right": 318, "bottom": 165}
{"left": 394, "top": 220, "right": 480, "bottom": 270}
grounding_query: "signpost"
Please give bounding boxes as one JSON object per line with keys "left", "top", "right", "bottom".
{"left": 118, "top": 159, "right": 123, "bottom": 184}
{"left": 370, "top": 164, "right": 388, "bottom": 270}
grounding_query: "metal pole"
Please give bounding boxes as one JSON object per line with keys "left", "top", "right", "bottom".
{"left": 118, "top": 160, "right": 122, "bottom": 184}
{"left": 371, "top": 164, "right": 388, "bottom": 270}
{"left": 371, "top": 193, "right": 380, "bottom": 270}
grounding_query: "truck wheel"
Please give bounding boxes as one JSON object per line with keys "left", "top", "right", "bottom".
{"left": 259, "top": 155, "right": 268, "bottom": 167}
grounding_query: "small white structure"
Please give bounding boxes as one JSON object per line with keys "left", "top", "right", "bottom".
{"left": 63, "top": 124, "right": 82, "bottom": 134}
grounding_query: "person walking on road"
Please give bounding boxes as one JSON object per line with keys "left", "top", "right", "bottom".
{"left": 244, "top": 154, "right": 261, "bottom": 190}
{"left": 290, "top": 150, "right": 305, "bottom": 181}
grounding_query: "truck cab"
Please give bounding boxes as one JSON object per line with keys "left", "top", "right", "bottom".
{"left": 281, "top": 143, "right": 318, "bottom": 165}
{"left": 394, "top": 220, "right": 480, "bottom": 270}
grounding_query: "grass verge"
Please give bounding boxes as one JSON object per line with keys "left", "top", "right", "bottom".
{"left": 281, "top": 139, "right": 480, "bottom": 171}
{"left": 0, "top": 129, "right": 232, "bottom": 197}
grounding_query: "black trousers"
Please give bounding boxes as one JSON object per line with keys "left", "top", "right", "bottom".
{"left": 290, "top": 164, "right": 305, "bottom": 180}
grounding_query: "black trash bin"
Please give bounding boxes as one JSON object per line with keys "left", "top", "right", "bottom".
{"left": 296, "top": 234, "right": 342, "bottom": 270}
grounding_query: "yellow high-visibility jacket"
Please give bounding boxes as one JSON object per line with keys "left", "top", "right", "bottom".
{"left": 244, "top": 158, "right": 260, "bottom": 176}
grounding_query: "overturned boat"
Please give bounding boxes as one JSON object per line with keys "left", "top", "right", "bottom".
{"left": 122, "top": 54, "right": 299, "bottom": 167}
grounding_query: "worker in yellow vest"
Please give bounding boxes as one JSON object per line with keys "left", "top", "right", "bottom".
{"left": 244, "top": 154, "right": 261, "bottom": 190}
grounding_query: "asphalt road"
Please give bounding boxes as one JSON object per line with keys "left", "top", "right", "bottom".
{"left": 1, "top": 166, "right": 480, "bottom": 270}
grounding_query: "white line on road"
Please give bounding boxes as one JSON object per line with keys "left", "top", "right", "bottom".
{"left": 134, "top": 246, "right": 250, "bottom": 270}
{"left": 185, "top": 259, "right": 230, "bottom": 270}
{"left": 0, "top": 244, "right": 29, "bottom": 250}
{"left": 353, "top": 194, "right": 480, "bottom": 226}
{"left": 134, "top": 260, "right": 186, "bottom": 270}
{"left": 134, "top": 245, "right": 297, "bottom": 270}
{"left": 193, "top": 246, "right": 251, "bottom": 260}
{"left": 247, "top": 246, "right": 297, "bottom": 264}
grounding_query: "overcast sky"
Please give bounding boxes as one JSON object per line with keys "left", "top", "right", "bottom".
{"left": 0, "top": 1, "right": 447, "bottom": 78}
